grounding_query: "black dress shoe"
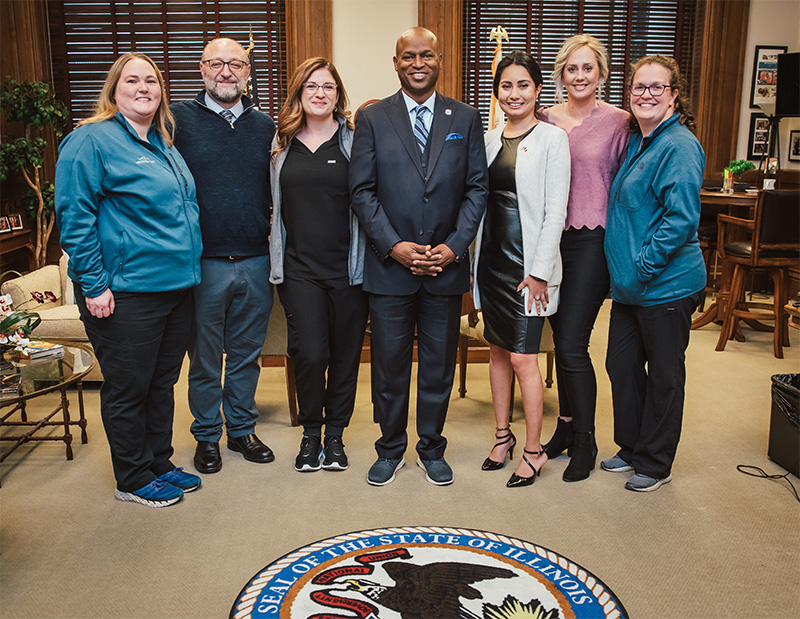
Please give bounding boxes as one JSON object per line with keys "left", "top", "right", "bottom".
{"left": 194, "top": 441, "right": 222, "bottom": 474}
{"left": 227, "top": 433, "right": 275, "bottom": 463}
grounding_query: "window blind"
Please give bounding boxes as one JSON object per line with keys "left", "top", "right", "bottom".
{"left": 48, "top": 1, "right": 286, "bottom": 128}
{"left": 463, "top": 0, "right": 704, "bottom": 127}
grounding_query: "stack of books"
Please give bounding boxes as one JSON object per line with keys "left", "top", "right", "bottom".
{"left": 23, "top": 341, "right": 64, "bottom": 360}
{"left": 0, "top": 374, "right": 21, "bottom": 399}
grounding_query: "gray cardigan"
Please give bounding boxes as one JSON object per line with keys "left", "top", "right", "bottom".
{"left": 473, "top": 121, "right": 570, "bottom": 317}
{"left": 269, "top": 117, "right": 365, "bottom": 285}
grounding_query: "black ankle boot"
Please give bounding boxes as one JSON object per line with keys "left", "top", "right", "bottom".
{"left": 563, "top": 431, "right": 597, "bottom": 482}
{"left": 543, "top": 418, "right": 574, "bottom": 459}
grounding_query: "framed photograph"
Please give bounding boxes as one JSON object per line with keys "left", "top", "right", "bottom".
{"left": 747, "top": 113, "right": 771, "bottom": 160}
{"left": 750, "top": 45, "right": 788, "bottom": 109}
{"left": 790, "top": 130, "right": 800, "bottom": 162}
{"left": 0, "top": 216, "right": 10, "bottom": 234}
{"left": 7, "top": 213, "right": 23, "bottom": 230}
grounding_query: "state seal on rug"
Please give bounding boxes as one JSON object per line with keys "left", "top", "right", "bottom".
{"left": 231, "top": 527, "right": 627, "bottom": 619}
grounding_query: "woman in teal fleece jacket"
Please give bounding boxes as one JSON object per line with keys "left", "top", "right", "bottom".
{"left": 55, "top": 53, "right": 202, "bottom": 508}
{"left": 602, "top": 55, "right": 705, "bottom": 493}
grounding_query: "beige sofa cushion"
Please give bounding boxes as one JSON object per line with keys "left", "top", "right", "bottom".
{"left": 31, "top": 305, "right": 88, "bottom": 341}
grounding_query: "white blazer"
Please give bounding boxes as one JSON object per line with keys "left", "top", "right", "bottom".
{"left": 473, "top": 121, "right": 570, "bottom": 317}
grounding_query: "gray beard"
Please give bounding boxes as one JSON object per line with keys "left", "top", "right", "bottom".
{"left": 206, "top": 81, "right": 244, "bottom": 104}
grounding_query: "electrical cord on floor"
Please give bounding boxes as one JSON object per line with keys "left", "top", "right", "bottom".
{"left": 737, "top": 465, "right": 800, "bottom": 503}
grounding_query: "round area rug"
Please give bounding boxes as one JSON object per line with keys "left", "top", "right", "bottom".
{"left": 231, "top": 526, "right": 627, "bottom": 619}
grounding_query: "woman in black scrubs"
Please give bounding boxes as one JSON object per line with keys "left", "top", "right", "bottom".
{"left": 270, "top": 57, "right": 367, "bottom": 473}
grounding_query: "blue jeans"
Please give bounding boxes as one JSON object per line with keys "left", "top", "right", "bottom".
{"left": 188, "top": 255, "right": 273, "bottom": 441}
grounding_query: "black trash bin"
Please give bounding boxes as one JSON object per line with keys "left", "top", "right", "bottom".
{"left": 768, "top": 374, "right": 800, "bottom": 477}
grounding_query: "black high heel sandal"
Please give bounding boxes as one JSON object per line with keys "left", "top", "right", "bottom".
{"left": 481, "top": 427, "right": 517, "bottom": 471}
{"left": 506, "top": 448, "right": 545, "bottom": 488}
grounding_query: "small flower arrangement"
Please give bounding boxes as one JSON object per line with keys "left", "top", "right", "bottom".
{"left": 0, "top": 293, "right": 41, "bottom": 350}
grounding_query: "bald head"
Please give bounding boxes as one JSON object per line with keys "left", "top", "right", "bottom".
{"left": 393, "top": 27, "right": 442, "bottom": 103}
{"left": 202, "top": 38, "right": 248, "bottom": 62}
{"left": 395, "top": 27, "right": 439, "bottom": 57}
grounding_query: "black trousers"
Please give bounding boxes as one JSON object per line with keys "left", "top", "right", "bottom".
{"left": 369, "top": 289, "right": 462, "bottom": 460}
{"left": 548, "top": 227, "right": 610, "bottom": 433}
{"left": 605, "top": 291, "right": 702, "bottom": 478}
{"left": 76, "top": 287, "right": 192, "bottom": 492}
{"left": 278, "top": 277, "right": 368, "bottom": 436}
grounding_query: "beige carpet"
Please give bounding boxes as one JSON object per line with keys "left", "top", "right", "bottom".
{"left": 1, "top": 300, "right": 799, "bottom": 619}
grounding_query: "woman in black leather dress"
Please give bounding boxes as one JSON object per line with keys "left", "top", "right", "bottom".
{"left": 472, "top": 52, "right": 570, "bottom": 487}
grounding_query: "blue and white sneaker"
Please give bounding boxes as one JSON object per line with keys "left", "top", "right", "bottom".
{"left": 114, "top": 479, "right": 183, "bottom": 507}
{"left": 156, "top": 467, "right": 202, "bottom": 492}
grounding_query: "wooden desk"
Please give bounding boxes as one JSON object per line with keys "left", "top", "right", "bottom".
{"left": 0, "top": 229, "right": 35, "bottom": 272}
{"left": 691, "top": 190, "right": 757, "bottom": 330}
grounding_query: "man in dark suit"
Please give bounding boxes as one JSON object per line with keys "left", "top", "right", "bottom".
{"left": 350, "top": 27, "right": 489, "bottom": 486}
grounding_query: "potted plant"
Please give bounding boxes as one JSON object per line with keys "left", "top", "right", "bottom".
{"left": 0, "top": 77, "right": 68, "bottom": 269}
{"left": 723, "top": 159, "right": 756, "bottom": 193}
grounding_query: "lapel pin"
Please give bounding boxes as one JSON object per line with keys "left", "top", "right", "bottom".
{"left": 445, "top": 109, "right": 452, "bottom": 116}
{"left": 521, "top": 146, "right": 528, "bottom": 152}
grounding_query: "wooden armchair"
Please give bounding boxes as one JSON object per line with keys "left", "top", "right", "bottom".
{"left": 715, "top": 189, "right": 800, "bottom": 358}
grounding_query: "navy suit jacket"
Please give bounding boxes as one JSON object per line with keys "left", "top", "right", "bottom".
{"left": 349, "top": 90, "right": 488, "bottom": 296}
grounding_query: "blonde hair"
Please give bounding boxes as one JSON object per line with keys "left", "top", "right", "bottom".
{"left": 627, "top": 55, "right": 696, "bottom": 134}
{"left": 274, "top": 57, "right": 352, "bottom": 154}
{"left": 551, "top": 35, "right": 609, "bottom": 104}
{"left": 78, "top": 52, "right": 175, "bottom": 147}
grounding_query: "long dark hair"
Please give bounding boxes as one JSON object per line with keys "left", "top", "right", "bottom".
{"left": 493, "top": 51, "right": 543, "bottom": 97}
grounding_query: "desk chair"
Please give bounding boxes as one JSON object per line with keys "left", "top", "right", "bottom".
{"left": 715, "top": 189, "right": 800, "bottom": 358}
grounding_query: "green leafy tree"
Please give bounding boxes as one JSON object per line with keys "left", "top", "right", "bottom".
{"left": 1, "top": 77, "right": 68, "bottom": 269}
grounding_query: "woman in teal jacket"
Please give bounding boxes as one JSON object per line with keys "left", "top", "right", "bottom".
{"left": 602, "top": 55, "right": 705, "bottom": 492}
{"left": 55, "top": 53, "right": 202, "bottom": 508}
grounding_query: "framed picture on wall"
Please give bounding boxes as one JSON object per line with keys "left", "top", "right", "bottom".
{"left": 7, "top": 213, "right": 23, "bottom": 230}
{"left": 747, "top": 112, "right": 771, "bottom": 160}
{"left": 789, "top": 131, "right": 800, "bottom": 162}
{"left": 750, "top": 45, "right": 788, "bottom": 109}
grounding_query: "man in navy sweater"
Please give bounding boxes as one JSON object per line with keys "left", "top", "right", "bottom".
{"left": 171, "top": 38, "right": 276, "bottom": 474}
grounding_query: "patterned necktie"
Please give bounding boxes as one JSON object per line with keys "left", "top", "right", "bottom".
{"left": 220, "top": 109, "right": 234, "bottom": 124}
{"left": 413, "top": 105, "right": 429, "bottom": 152}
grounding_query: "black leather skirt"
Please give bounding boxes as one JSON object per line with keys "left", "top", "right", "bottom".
{"left": 477, "top": 190, "right": 544, "bottom": 354}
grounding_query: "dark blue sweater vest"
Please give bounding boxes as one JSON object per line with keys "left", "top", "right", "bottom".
{"left": 171, "top": 93, "right": 275, "bottom": 258}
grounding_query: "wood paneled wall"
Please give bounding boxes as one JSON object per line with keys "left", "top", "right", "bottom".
{"left": 0, "top": 0, "right": 51, "bottom": 85}
{"left": 418, "top": 0, "right": 463, "bottom": 100}
{"left": 0, "top": 0, "right": 60, "bottom": 266}
{"left": 695, "top": 0, "right": 751, "bottom": 177}
{"left": 286, "top": 0, "right": 332, "bottom": 73}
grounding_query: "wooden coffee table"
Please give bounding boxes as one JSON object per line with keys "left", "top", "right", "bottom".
{"left": 0, "top": 342, "right": 96, "bottom": 485}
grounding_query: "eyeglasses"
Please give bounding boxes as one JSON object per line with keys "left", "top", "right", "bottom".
{"left": 303, "top": 82, "right": 337, "bottom": 96}
{"left": 630, "top": 83, "right": 671, "bottom": 97}
{"left": 201, "top": 59, "right": 249, "bottom": 73}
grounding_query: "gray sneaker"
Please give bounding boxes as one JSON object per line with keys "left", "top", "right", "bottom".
{"left": 625, "top": 473, "right": 672, "bottom": 492}
{"left": 600, "top": 455, "right": 634, "bottom": 473}
{"left": 367, "top": 458, "right": 404, "bottom": 486}
{"left": 417, "top": 457, "right": 454, "bottom": 486}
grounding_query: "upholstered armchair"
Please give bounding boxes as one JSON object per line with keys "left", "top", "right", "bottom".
{"left": 1, "top": 253, "right": 103, "bottom": 381}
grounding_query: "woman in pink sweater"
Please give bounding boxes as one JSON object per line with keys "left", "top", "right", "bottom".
{"left": 539, "top": 35, "right": 629, "bottom": 482}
